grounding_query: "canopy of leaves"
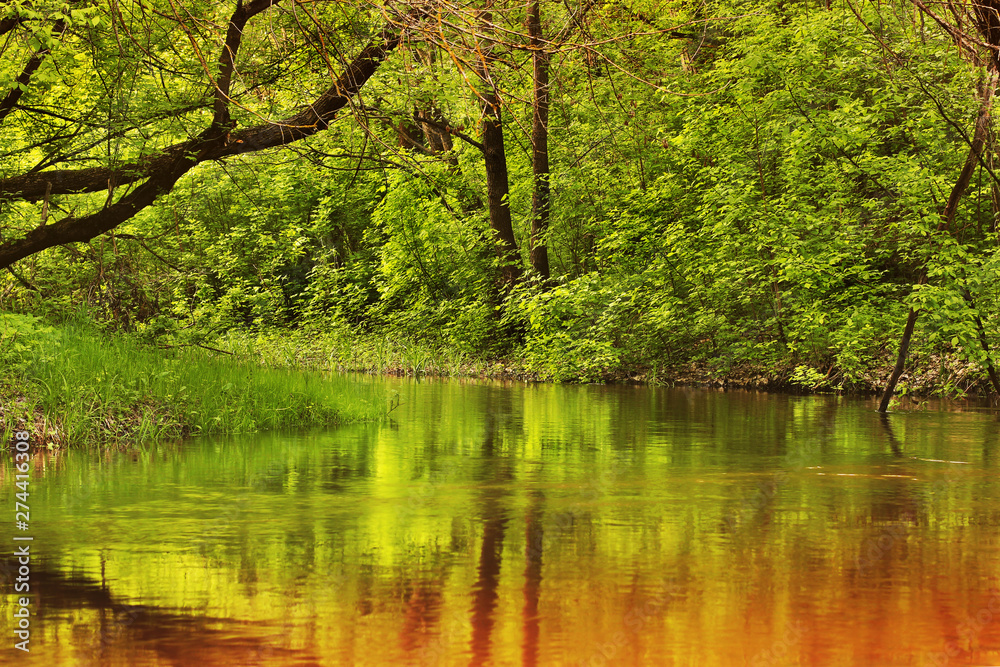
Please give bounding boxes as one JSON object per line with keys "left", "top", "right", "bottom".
{"left": 3, "top": 0, "right": 1000, "bottom": 392}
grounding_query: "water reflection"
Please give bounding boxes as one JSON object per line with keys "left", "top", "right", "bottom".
{"left": 2, "top": 382, "right": 1000, "bottom": 665}
{"left": 11, "top": 560, "right": 312, "bottom": 665}
{"left": 521, "top": 488, "right": 544, "bottom": 667}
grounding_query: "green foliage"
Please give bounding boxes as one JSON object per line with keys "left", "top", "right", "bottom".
{"left": 790, "top": 364, "right": 833, "bottom": 391}
{"left": 0, "top": 313, "right": 57, "bottom": 371}
{"left": 0, "top": 319, "right": 383, "bottom": 446}
{"left": 4, "top": 0, "right": 1000, "bottom": 393}
{"left": 515, "top": 276, "right": 625, "bottom": 381}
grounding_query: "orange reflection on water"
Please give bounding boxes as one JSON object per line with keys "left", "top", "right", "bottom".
{"left": 1, "top": 383, "right": 998, "bottom": 666}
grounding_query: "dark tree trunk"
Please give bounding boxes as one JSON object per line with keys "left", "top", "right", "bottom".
{"left": 482, "top": 95, "right": 522, "bottom": 288}
{"left": 528, "top": 0, "right": 551, "bottom": 281}
{"left": 878, "top": 67, "right": 998, "bottom": 411}
{"left": 963, "top": 288, "right": 1000, "bottom": 395}
{"left": 468, "top": 506, "right": 507, "bottom": 665}
{"left": 476, "top": 6, "right": 522, "bottom": 290}
{"left": 878, "top": 307, "right": 920, "bottom": 413}
{"left": 416, "top": 108, "right": 455, "bottom": 155}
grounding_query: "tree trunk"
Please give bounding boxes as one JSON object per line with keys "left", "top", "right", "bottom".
{"left": 878, "top": 307, "right": 919, "bottom": 413}
{"left": 482, "top": 96, "right": 522, "bottom": 288}
{"left": 416, "top": 108, "right": 455, "bottom": 156}
{"left": 528, "top": 0, "right": 551, "bottom": 281}
{"left": 476, "top": 5, "right": 522, "bottom": 290}
{"left": 963, "top": 288, "right": 1000, "bottom": 395}
{"left": 878, "top": 66, "right": 998, "bottom": 411}
{"left": 0, "top": 18, "right": 67, "bottom": 124}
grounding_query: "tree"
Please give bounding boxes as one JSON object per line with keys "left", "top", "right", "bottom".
{"left": 0, "top": 1, "right": 423, "bottom": 271}
{"left": 877, "top": 0, "right": 1000, "bottom": 411}
{"left": 527, "top": 0, "right": 550, "bottom": 281}
{"left": 467, "top": 0, "right": 523, "bottom": 290}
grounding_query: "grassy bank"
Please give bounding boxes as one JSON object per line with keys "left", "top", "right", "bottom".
{"left": 218, "top": 327, "right": 525, "bottom": 380}
{"left": 216, "top": 326, "right": 999, "bottom": 402}
{"left": 0, "top": 315, "right": 383, "bottom": 447}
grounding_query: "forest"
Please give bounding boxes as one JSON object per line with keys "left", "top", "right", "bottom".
{"left": 4, "top": 4, "right": 1000, "bottom": 665}
{"left": 3, "top": 0, "right": 1000, "bottom": 440}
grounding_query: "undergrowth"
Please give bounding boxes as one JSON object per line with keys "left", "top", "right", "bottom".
{"left": 0, "top": 314, "right": 383, "bottom": 447}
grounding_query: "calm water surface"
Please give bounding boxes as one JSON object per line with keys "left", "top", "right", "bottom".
{"left": 2, "top": 380, "right": 999, "bottom": 666}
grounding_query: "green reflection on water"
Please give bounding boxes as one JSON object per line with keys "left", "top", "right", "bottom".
{"left": 2, "top": 381, "right": 999, "bottom": 666}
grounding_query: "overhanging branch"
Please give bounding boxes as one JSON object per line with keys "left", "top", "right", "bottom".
{"left": 0, "top": 17, "right": 67, "bottom": 125}
{"left": 0, "top": 14, "right": 409, "bottom": 270}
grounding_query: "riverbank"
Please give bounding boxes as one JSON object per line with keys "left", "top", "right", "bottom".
{"left": 218, "top": 327, "right": 999, "bottom": 401}
{"left": 5, "top": 316, "right": 993, "bottom": 449}
{"left": 0, "top": 316, "right": 383, "bottom": 448}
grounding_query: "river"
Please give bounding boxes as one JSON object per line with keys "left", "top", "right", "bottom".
{"left": 2, "top": 379, "right": 999, "bottom": 665}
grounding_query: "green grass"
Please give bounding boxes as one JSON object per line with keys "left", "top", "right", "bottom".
{"left": 216, "top": 327, "right": 523, "bottom": 379}
{"left": 0, "top": 317, "right": 384, "bottom": 447}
